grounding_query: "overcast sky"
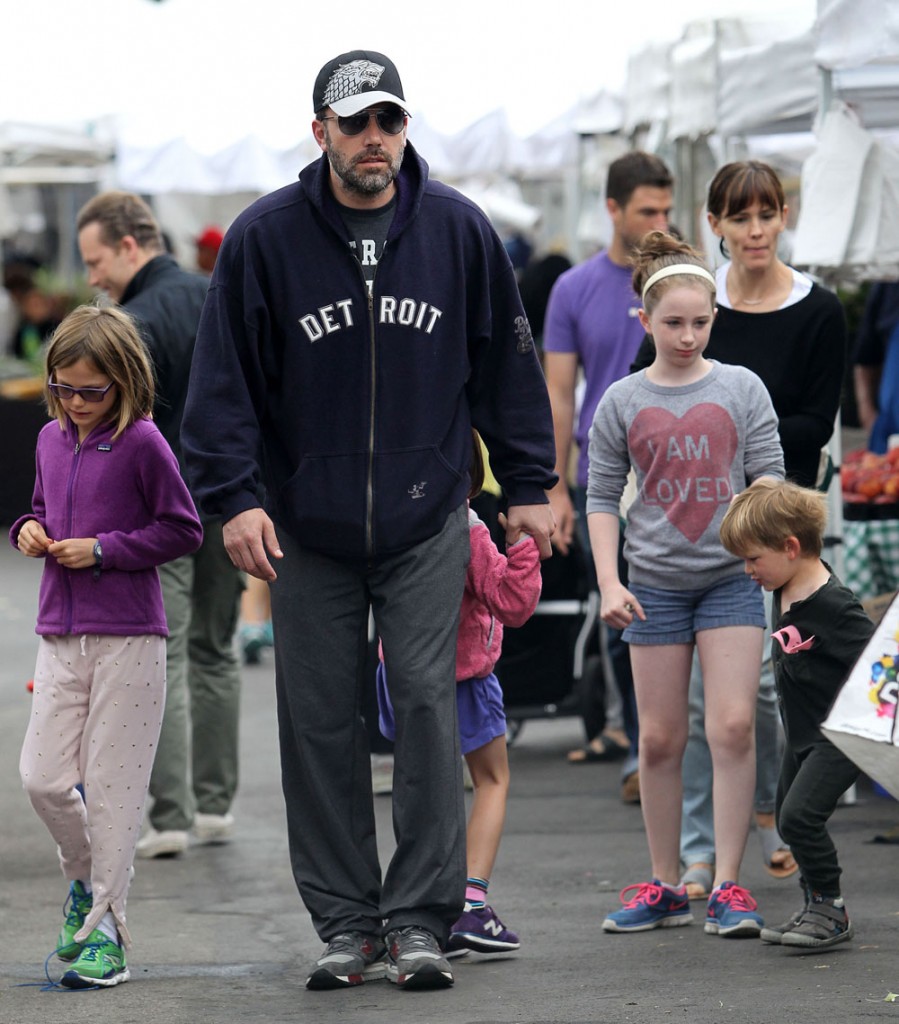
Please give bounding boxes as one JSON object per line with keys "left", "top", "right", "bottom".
{"left": 8, "top": 0, "right": 818, "bottom": 147}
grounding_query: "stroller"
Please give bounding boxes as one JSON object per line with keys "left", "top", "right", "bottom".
{"left": 495, "top": 531, "right": 604, "bottom": 744}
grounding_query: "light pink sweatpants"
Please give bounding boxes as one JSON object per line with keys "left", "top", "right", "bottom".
{"left": 20, "top": 633, "right": 166, "bottom": 948}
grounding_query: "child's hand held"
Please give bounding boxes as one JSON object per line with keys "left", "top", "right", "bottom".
{"left": 497, "top": 511, "right": 521, "bottom": 546}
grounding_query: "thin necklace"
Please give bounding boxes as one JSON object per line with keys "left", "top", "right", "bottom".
{"left": 738, "top": 297, "right": 765, "bottom": 305}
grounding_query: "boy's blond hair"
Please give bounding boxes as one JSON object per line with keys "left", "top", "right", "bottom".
{"left": 720, "top": 478, "right": 827, "bottom": 557}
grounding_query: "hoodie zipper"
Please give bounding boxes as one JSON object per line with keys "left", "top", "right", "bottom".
{"left": 322, "top": 193, "right": 395, "bottom": 560}
{"left": 62, "top": 438, "right": 83, "bottom": 635}
{"left": 366, "top": 285, "right": 377, "bottom": 558}
{"left": 360, "top": 243, "right": 387, "bottom": 560}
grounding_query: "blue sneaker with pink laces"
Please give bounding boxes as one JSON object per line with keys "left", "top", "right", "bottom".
{"left": 704, "top": 881, "right": 764, "bottom": 937}
{"left": 602, "top": 880, "right": 693, "bottom": 933}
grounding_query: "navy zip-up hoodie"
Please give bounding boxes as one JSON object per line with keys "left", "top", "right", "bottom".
{"left": 181, "top": 143, "right": 556, "bottom": 559}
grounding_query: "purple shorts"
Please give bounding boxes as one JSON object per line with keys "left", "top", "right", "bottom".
{"left": 376, "top": 663, "right": 507, "bottom": 756}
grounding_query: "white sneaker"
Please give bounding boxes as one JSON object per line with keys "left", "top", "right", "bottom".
{"left": 192, "top": 812, "right": 235, "bottom": 845}
{"left": 135, "top": 828, "right": 189, "bottom": 859}
{"left": 370, "top": 754, "right": 394, "bottom": 796}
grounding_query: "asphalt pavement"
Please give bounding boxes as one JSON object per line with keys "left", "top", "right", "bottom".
{"left": 1, "top": 539, "right": 898, "bottom": 1024}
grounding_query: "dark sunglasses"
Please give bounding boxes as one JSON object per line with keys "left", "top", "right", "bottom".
{"left": 319, "top": 106, "right": 406, "bottom": 137}
{"left": 49, "top": 381, "right": 115, "bottom": 403}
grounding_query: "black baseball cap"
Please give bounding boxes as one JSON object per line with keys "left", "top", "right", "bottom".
{"left": 313, "top": 50, "right": 409, "bottom": 117}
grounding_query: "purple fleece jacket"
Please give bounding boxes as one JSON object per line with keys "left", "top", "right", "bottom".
{"left": 9, "top": 417, "right": 202, "bottom": 637}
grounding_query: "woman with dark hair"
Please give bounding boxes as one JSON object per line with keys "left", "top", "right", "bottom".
{"left": 703, "top": 160, "right": 846, "bottom": 489}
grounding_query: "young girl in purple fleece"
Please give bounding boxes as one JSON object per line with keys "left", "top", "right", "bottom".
{"left": 11, "top": 305, "right": 202, "bottom": 989}
{"left": 376, "top": 431, "right": 542, "bottom": 956}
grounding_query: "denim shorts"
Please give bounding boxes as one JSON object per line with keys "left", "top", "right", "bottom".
{"left": 622, "top": 572, "right": 766, "bottom": 645}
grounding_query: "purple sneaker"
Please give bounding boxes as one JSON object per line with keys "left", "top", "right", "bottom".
{"left": 445, "top": 903, "right": 520, "bottom": 954}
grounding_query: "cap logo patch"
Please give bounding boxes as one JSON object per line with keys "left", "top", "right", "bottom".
{"left": 324, "top": 60, "right": 385, "bottom": 106}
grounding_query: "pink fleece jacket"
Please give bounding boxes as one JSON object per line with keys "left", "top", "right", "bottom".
{"left": 456, "top": 506, "right": 542, "bottom": 681}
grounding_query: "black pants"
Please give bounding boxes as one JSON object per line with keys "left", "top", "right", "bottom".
{"left": 776, "top": 738, "right": 860, "bottom": 896}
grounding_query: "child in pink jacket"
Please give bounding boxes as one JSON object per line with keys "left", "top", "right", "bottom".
{"left": 377, "top": 431, "right": 542, "bottom": 956}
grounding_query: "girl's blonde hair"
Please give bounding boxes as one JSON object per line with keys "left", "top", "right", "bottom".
{"left": 631, "top": 230, "right": 716, "bottom": 315}
{"left": 44, "top": 304, "right": 155, "bottom": 439}
{"left": 720, "top": 478, "right": 827, "bottom": 558}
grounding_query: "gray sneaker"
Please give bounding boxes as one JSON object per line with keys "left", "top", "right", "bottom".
{"left": 781, "top": 896, "right": 853, "bottom": 949}
{"left": 386, "top": 926, "right": 454, "bottom": 989}
{"left": 306, "top": 932, "right": 386, "bottom": 989}
{"left": 760, "top": 906, "right": 807, "bottom": 944}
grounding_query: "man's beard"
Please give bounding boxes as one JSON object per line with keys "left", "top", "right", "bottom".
{"left": 325, "top": 137, "right": 404, "bottom": 197}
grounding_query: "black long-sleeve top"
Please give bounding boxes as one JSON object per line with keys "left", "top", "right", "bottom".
{"left": 772, "top": 569, "right": 874, "bottom": 752}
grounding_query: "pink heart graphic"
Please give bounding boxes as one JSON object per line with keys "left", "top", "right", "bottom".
{"left": 629, "top": 404, "right": 738, "bottom": 543}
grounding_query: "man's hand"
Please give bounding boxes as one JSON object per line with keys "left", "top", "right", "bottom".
{"left": 505, "top": 503, "right": 555, "bottom": 560}
{"left": 548, "top": 482, "right": 575, "bottom": 555}
{"left": 223, "top": 508, "right": 283, "bottom": 581}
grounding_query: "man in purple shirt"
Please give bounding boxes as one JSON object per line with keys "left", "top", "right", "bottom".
{"left": 543, "top": 151, "right": 673, "bottom": 792}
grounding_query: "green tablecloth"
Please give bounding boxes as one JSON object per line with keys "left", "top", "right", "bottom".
{"left": 843, "top": 516, "right": 899, "bottom": 600}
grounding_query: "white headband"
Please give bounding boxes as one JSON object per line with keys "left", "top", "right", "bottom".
{"left": 641, "top": 264, "right": 716, "bottom": 301}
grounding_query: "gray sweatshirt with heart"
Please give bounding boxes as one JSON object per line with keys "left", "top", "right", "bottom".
{"left": 586, "top": 361, "right": 784, "bottom": 590}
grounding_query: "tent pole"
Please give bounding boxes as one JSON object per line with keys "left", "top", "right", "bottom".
{"left": 817, "top": 66, "right": 834, "bottom": 130}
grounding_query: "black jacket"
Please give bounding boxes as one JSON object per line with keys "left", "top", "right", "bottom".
{"left": 772, "top": 569, "right": 874, "bottom": 752}
{"left": 122, "top": 254, "right": 209, "bottom": 470}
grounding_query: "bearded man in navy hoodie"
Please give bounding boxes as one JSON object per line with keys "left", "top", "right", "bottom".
{"left": 182, "top": 49, "right": 556, "bottom": 992}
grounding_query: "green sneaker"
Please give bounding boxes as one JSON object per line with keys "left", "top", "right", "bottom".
{"left": 57, "top": 881, "right": 93, "bottom": 961}
{"left": 61, "top": 928, "right": 129, "bottom": 988}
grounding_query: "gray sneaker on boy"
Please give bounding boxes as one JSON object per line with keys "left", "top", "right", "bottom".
{"left": 781, "top": 895, "right": 853, "bottom": 948}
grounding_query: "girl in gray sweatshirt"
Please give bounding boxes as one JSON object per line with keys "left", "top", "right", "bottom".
{"left": 586, "top": 231, "right": 783, "bottom": 939}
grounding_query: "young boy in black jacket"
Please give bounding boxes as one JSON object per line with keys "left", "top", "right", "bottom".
{"left": 720, "top": 478, "right": 874, "bottom": 949}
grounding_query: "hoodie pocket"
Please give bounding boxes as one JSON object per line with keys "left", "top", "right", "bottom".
{"left": 373, "top": 445, "right": 467, "bottom": 554}
{"left": 278, "top": 452, "right": 369, "bottom": 554}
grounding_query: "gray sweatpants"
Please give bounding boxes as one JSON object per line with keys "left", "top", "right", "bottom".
{"left": 270, "top": 505, "right": 469, "bottom": 945}
{"left": 20, "top": 633, "right": 166, "bottom": 948}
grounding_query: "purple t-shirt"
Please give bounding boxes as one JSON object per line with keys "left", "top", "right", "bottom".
{"left": 543, "top": 251, "right": 645, "bottom": 487}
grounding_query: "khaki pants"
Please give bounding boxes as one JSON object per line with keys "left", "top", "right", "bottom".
{"left": 148, "top": 521, "right": 244, "bottom": 831}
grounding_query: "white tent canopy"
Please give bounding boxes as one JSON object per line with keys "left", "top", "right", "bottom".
{"left": 113, "top": 91, "right": 623, "bottom": 199}
{"left": 792, "top": 105, "right": 899, "bottom": 281}
{"left": 615, "top": 1, "right": 899, "bottom": 282}
{"left": 814, "top": 0, "right": 899, "bottom": 68}
{"left": 622, "top": 3, "right": 899, "bottom": 142}
{"left": 5, "top": 3, "right": 898, "bottom": 282}
{"left": 790, "top": 0, "right": 899, "bottom": 282}
{"left": 718, "top": 32, "right": 819, "bottom": 138}
{"left": 0, "top": 122, "right": 113, "bottom": 186}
